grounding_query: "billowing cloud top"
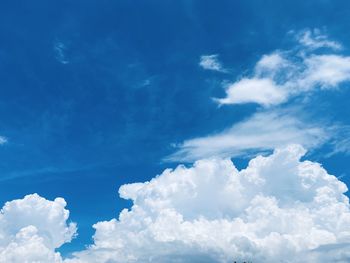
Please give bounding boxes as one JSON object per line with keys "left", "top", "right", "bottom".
{"left": 2, "top": 145, "right": 350, "bottom": 262}
{"left": 0, "top": 194, "right": 76, "bottom": 263}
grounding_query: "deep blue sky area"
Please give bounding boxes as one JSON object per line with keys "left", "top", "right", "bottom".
{"left": 1, "top": 0, "right": 350, "bottom": 255}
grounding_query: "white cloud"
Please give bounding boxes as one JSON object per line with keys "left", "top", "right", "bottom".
{"left": 65, "top": 145, "right": 350, "bottom": 262}
{"left": 167, "top": 110, "right": 328, "bottom": 162}
{"left": 199, "top": 54, "right": 226, "bottom": 72}
{"left": 1, "top": 28, "right": 350, "bottom": 263}
{"left": 300, "top": 55, "right": 350, "bottom": 89}
{"left": 0, "top": 137, "right": 7, "bottom": 145}
{"left": 1, "top": 147, "right": 349, "bottom": 262}
{"left": 0, "top": 194, "right": 77, "bottom": 263}
{"left": 255, "top": 52, "right": 290, "bottom": 76}
{"left": 216, "top": 30, "right": 350, "bottom": 107}
{"left": 173, "top": 30, "right": 350, "bottom": 162}
{"left": 296, "top": 29, "right": 342, "bottom": 50}
{"left": 215, "top": 78, "right": 287, "bottom": 106}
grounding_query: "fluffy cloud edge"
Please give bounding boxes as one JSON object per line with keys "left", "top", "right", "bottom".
{"left": 0, "top": 193, "right": 77, "bottom": 263}
{"left": 2, "top": 145, "right": 350, "bottom": 263}
{"left": 214, "top": 30, "right": 350, "bottom": 107}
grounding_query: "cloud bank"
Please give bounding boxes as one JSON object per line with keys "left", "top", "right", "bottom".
{"left": 3, "top": 145, "right": 349, "bottom": 262}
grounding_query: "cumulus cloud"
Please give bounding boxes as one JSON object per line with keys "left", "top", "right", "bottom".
{"left": 199, "top": 54, "right": 226, "bottom": 72}
{"left": 65, "top": 145, "right": 350, "bottom": 263}
{"left": 216, "top": 30, "right": 350, "bottom": 106}
{"left": 0, "top": 194, "right": 77, "bottom": 263}
{"left": 167, "top": 109, "right": 328, "bottom": 162}
{"left": 1, "top": 147, "right": 349, "bottom": 262}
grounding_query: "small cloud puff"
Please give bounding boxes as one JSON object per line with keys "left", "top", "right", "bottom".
{"left": 215, "top": 78, "right": 287, "bottom": 106}
{"left": 0, "top": 136, "right": 7, "bottom": 145}
{"left": 199, "top": 54, "right": 226, "bottom": 72}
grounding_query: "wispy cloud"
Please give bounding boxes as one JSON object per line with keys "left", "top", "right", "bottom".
{"left": 166, "top": 109, "right": 328, "bottom": 162}
{"left": 54, "top": 41, "right": 69, "bottom": 64}
{"left": 199, "top": 54, "right": 226, "bottom": 72}
{"left": 0, "top": 136, "right": 8, "bottom": 145}
{"left": 296, "top": 28, "right": 342, "bottom": 50}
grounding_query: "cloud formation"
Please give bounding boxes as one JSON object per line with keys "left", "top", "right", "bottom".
{"left": 167, "top": 110, "right": 328, "bottom": 161}
{"left": 216, "top": 30, "right": 350, "bottom": 106}
{"left": 0, "top": 194, "right": 77, "bottom": 263}
{"left": 199, "top": 54, "right": 226, "bottom": 72}
{"left": 0, "top": 136, "right": 7, "bottom": 145}
{"left": 2, "top": 29, "right": 350, "bottom": 263}
{"left": 296, "top": 29, "right": 342, "bottom": 50}
{"left": 1, "top": 146, "right": 349, "bottom": 262}
{"left": 171, "top": 29, "right": 350, "bottom": 162}
{"left": 66, "top": 145, "right": 350, "bottom": 262}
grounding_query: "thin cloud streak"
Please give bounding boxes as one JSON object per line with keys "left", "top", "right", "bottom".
{"left": 166, "top": 109, "right": 329, "bottom": 162}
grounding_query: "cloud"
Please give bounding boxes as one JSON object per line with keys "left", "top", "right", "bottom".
{"left": 215, "top": 78, "right": 287, "bottom": 106}
{"left": 65, "top": 145, "right": 350, "bottom": 262}
{"left": 167, "top": 109, "right": 328, "bottom": 162}
{"left": 300, "top": 55, "right": 350, "bottom": 88}
{"left": 216, "top": 30, "right": 350, "bottom": 107}
{"left": 1, "top": 147, "right": 349, "bottom": 262}
{"left": 0, "top": 137, "right": 7, "bottom": 145}
{"left": 0, "top": 194, "right": 77, "bottom": 263}
{"left": 296, "top": 29, "right": 342, "bottom": 50}
{"left": 175, "top": 29, "right": 350, "bottom": 161}
{"left": 199, "top": 54, "right": 226, "bottom": 72}
{"left": 2, "top": 29, "right": 350, "bottom": 263}
{"left": 54, "top": 41, "right": 69, "bottom": 65}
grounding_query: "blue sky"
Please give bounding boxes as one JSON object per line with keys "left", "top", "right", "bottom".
{"left": 1, "top": 0, "right": 350, "bottom": 261}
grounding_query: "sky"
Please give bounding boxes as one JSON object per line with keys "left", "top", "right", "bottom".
{"left": 1, "top": 0, "right": 350, "bottom": 262}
